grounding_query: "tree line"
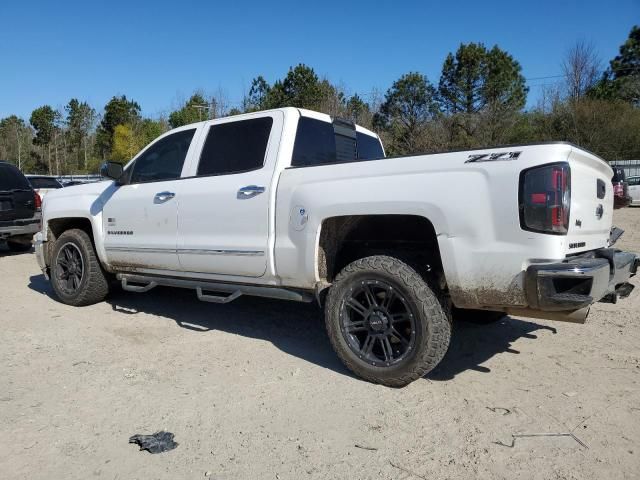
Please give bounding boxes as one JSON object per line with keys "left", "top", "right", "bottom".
{"left": 0, "top": 25, "right": 638, "bottom": 175}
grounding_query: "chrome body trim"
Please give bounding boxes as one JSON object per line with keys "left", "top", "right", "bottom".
{"left": 105, "top": 246, "right": 172, "bottom": 254}
{"left": 177, "top": 248, "right": 265, "bottom": 256}
{"left": 105, "top": 246, "right": 265, "bottom": 257}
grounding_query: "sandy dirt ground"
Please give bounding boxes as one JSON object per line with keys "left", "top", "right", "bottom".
{"left": 1, "top": 209, "right": 639, "bottom": 480}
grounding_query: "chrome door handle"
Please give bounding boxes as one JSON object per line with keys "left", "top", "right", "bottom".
{"left": 154, "top": 191, "right": 175, "bottom": 203}
{"left": 237, "top": 185, "right": 265, "bottom": 199}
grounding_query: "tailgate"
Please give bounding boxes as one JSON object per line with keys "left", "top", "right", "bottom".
{"left": 0, "top": 189, "right": 36, "bottom": 221}
{"left": 565, "top": 147, "right": 613, "bottom": 254}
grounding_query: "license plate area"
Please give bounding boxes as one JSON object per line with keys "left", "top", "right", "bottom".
{"left": 0, "top": 200, "right": 12, "bottom": 211}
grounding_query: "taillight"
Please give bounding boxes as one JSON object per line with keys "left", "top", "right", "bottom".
{"left": 519, "top": 163, "right": 570, "bottom": 235}
{"left": 613, "top": 183, "right": 623, "bottom": 197}
{"left": 34, "top": 191, "right": 42, "bottom": 210}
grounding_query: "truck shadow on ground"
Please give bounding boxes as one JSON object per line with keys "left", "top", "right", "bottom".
{"left": 29, "top": 275, "right": 557, "bottom": 384}
{"left": 0, "top": 242, "right": 33, "bottom": 257}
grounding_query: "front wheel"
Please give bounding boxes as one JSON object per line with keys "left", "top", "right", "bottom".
{"left": 50, "top": 228, "right": 110, "bottom": 306}
{"left": 325, "top": 255, "right": 452, "bottom": 387}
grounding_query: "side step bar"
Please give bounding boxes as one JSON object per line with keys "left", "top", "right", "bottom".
{"left": 117, "top": 273, "right": 314, "bottom": 304}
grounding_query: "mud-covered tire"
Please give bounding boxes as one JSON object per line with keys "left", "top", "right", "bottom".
{"left": 325, "top": 255, "right": 452, "bottom": 387}
{"left": 453, "top": 307, "right": 506, "bottom": 324}
{"left": 50, "top": 228, "right": 110, "bottom": 306}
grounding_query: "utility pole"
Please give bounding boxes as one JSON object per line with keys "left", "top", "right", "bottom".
{"left": 15, "top": 123, "right": 21, "bottom": 170}
{"left": 192, "top": 104, "right": 210, "bottom": 121}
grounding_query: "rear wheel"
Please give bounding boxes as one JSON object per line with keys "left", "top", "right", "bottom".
{"left": 50, "top": 229, "right": 110, "bottom": 306}
{"left": 325, "top": 255, "right": 451, "bottom": 387}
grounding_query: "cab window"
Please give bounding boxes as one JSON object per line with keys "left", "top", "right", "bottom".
{"left": 196, "top": 117, "right": 273, "bottom": 176}
{"left": 129, "top": 129, "right": 195, "bottom": 183}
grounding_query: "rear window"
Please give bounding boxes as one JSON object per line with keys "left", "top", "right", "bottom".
{"left": 197, "top": 117, "right": 273, "bottom": 176}
{"left": 28, "top": 177, "right": 62, "bottom": 189}
{"left": 0, "top": 163, "right": 31, "bottom": 191}
{"left": 291, "top": 117, "right": 384, "bottom": 167}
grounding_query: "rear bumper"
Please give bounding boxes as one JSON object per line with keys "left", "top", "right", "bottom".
{"left": 525, "top": 248, "right": 639, "bottom": 312}
{"left": 0, "top": 214, "right": 41, "bottom": 240}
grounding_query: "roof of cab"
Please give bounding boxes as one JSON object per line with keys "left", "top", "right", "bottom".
{"left": 178, "top": 107, "right": 379, "bottom": 139}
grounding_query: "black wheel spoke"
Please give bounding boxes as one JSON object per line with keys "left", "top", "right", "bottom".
{"left": 362, "top": 334, "right": 375, "bottom": 355}
{"left": 363, "top": 284, "right": 378, "bottom": 308}
{"left": 340, "top": 278, "right": 416, "bottom": 367}
{"left": 390, "top": 312, "right": 410, "bottom": 324}
{"left": 55, "top": 243, "right": 84, "bottom": 295}
{"left": 346, "top": 297, "right": 367, "bottom": 317}
{"left": 344, "top": 319, "right": 366, "bottom": 332}
{"left": 391, "top": 327, "right": 410, "bottom": 346}
{"left": 381, "top": 288, "right": 396, "bottom": 309}
{"left": 381, "top": 336, "right": 394, "bottom": 361}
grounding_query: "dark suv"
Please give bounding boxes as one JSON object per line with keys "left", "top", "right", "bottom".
{"left": 0, "top": 161, "right": 41, "bottom": 252}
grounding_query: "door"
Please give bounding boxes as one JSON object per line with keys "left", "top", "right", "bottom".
{"left": 176, "top": 112, "right": 283, "bottom": 277}
{"left": 102, "top": 127, "right": 197, "bottom": 271}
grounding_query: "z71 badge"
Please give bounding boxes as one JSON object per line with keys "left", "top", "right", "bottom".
{"left": 465, "top": 151, "right": 521, "bottom": 163}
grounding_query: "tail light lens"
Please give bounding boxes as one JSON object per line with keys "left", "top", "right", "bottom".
{"left": 613, "top": 183, "right": 623, "bottom": 197}
{"left": 519, "top": 163, "right": 570, "bottom": 235}
{"left": 34, "top": 191, "right": 42, "bottom": 210}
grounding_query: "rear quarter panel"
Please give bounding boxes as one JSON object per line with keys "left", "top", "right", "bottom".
{"left": 274, "top": 144, "right": 579, "bottom": 308}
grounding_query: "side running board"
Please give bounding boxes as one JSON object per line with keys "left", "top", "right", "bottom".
{"left": 197, "top": 288, "right": 242, "bottom": 304}
{"left": 117, "top": 273, "right": 313, "bottom": 304}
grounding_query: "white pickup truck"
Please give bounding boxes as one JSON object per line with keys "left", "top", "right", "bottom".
{"left": 34, "top": 107, "right": 639, "bottom": 386}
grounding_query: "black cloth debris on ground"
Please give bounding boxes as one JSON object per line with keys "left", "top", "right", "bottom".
{"left": 129, "top": 431, "right": 178, "bottom": 454}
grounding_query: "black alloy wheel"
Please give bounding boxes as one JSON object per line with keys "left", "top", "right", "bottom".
{"left": 340, "top": 279, "right": 417, "bottom": 367}
{"left": 325, "top": 255, "right": 452, "bottom": 387}
{"left": 54, "top": 242, "right": 85, "bottom": 295}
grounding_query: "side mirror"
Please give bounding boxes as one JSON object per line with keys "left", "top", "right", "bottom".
{"left": 100, "top": 161, "right": 124, "bottom": 181}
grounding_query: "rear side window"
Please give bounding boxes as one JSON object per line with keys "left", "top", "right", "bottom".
{"left": 130, "top": 129, "right": 195, "bottom": 183}
{"left": 197, "top": 117, "right": 273, "bottom": 176}
{"left": 356, "top": 132, "right": 384, "bottom": 160}
{"left": 0, "top": 163, "right": 31, "bottom": 191}
{"left": 29, "top": 177, "right": 62, "bottom": 189}
{"left": 292, "top": 117, "right": 384, "bottom": 167}
{"left": 291, "top": 118, "right": 336, "bottom": 167}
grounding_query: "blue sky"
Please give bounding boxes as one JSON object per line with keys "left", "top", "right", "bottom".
{"left": 0, "top": 0, "right": 637, "bottom": 119}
